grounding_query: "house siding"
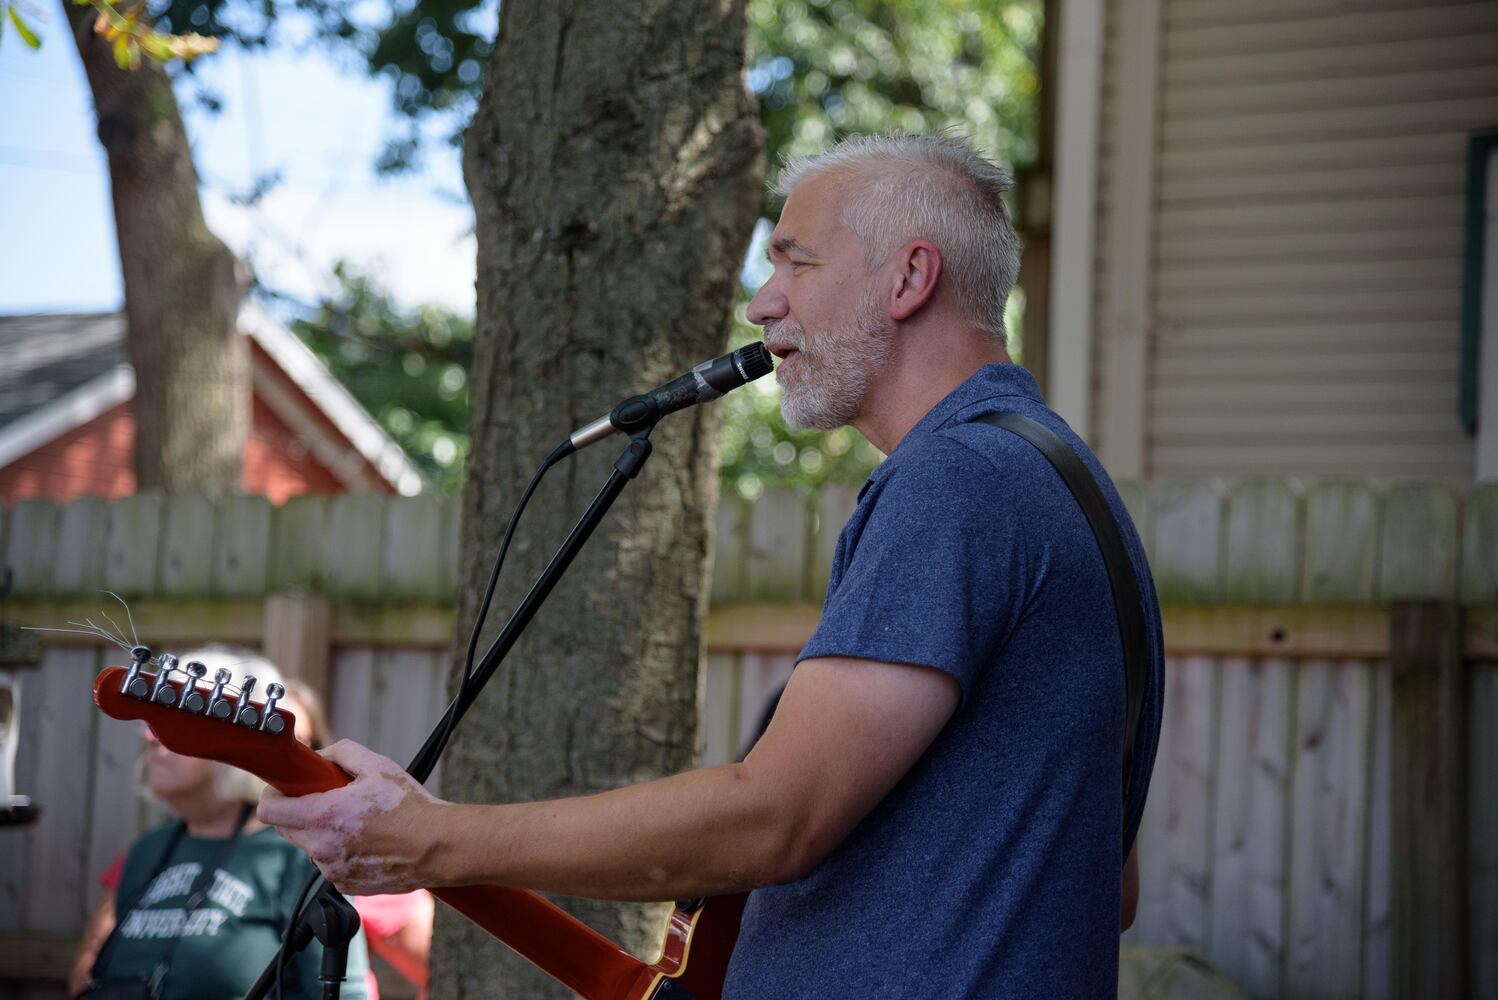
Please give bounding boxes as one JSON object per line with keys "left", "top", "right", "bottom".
{"left": 246, "top": 395, "right": 347, "bottom": 504}
{"left": 0, "top": 399, "right": 349, "bottom": 505}
{"left": 1090, "top": 0, "right": 1498, "bottom": 478}
{"left": 0, "top": 402, "right": 135, "bottom": 504}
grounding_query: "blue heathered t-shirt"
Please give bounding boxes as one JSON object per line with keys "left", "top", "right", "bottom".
{"left": 723, "top": 363, "right": 1165, "bottom": 999}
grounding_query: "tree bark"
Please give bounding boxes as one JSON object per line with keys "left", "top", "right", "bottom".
{"left": 439, "top": 1, "right": 762, "bottom": 996}
{"left": 65, "top": 2, "right": 247, "bottom": 494}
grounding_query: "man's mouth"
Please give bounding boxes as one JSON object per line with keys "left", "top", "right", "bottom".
{"left": 771, "top": 347, "right": 800, "bottom": 380}
{"left": 766, "top": 343, "right": 799, "bottom": 361}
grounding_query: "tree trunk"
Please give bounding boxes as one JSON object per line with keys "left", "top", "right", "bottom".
{"left": 65, "top": 2, "right": 247, "bottom": 494}
{"left": 438, "top": 1, "right": 762, "bottom": 996}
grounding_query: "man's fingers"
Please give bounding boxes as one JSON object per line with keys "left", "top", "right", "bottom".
{"left": 257, "top": 785, "right": 335, "bottom": 828}
{"left": 256, "top": 738, "right": 432, "bottom": 897}
{"left": 320, "top": 738, "right": 396, "bottom": 775}
{"left": 256, "top": 787, "right": 289, "bottom": 827}
{"left": 256, "top": 791, "right": 294, "bottom": 828}
{"left": 258, "top": 740, "right": 400, "bottom": 831}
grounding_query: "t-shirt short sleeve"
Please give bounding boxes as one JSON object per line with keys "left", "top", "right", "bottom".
{"left": 799, "top": 433, "right": 1036, "bottom": 702}
{"left": 100, "top": 851, "right": 126, "bottom": 891}
{"left": 353, "top": 891, "right": 425, "bottom": 938}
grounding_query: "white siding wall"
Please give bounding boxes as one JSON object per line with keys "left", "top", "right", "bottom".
{"left": 1091, "top": 0, "right": 1498, "bottom": 478}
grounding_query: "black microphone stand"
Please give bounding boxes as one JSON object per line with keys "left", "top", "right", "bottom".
{"left": 244, "top": 412, "right": 660, "bottom": 1000}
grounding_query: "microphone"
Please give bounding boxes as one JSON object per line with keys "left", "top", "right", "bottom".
{"left": 566, "top": 342, "right": 775, "bottom": 452}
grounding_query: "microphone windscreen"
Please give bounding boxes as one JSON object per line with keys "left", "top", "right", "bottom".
{"left": 735, "top": 342, "right": 774, "bottom": 382}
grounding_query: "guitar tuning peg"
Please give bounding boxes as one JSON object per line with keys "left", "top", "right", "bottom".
{"left": 178, "top": 662, "right": 208, "bottom": 714}
{"left": 149, "top": 654, "right": 180, "bottom": 707}
{"left": 234, "top": 675, "right": 260, "bottom": 728}
{"left": 260, "top": 683, "right": 286, "bottom": 735}
{"left": 206, "top": 668, "right": 233, "bottom": 720}
{"left": 122, "top": 645, "right": 153, "bottom": 700}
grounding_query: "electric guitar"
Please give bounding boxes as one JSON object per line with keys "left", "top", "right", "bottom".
{"left": 93, "top": 658, "right": 746, "bottom": 1000}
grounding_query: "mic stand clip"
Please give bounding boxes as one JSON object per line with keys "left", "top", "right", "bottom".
{"left": 287, "top": 891, "right": 361, "bottom": 1000}
{"left": 609, "top": 393, "right": 660, "bottom": 440}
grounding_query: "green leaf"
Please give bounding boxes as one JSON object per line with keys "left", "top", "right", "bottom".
{"left": 9, "top": 7, "right": 41, "bottom": 49}
{"left": 138, "top": 30, "right": 171, "bottom": 61}
{"left": 163, "top": 30, "right": 218, "bottom": 62}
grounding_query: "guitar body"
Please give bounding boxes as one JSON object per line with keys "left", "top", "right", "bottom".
{"left": 93, "top": 665, "right": 744, "bottom": 1000}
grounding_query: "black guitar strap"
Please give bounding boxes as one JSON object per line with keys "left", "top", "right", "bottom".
{"left": 975, "top": 412, "right": 1148, "bottom": 840}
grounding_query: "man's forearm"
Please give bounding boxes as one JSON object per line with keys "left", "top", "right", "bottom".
{"left": 425, "top": 762, "right": 809, "bottom": 901}
{"left": 263, "top": 658, "right": 957, "bottom": 901}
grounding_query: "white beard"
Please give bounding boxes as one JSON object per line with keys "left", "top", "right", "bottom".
{"left": 770, "top": 294, "right": 893, "bottom": 430}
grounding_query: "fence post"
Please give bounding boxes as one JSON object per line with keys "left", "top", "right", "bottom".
{"left": 263, "top": 592, "right": 332, "bottom": 697}
{"left": 1389, "top": 600, "right": 1467, "bottom": 997}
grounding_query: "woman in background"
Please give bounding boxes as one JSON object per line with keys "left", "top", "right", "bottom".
{"left": 67, "top": 648, "right": 370, "bottom": 1000}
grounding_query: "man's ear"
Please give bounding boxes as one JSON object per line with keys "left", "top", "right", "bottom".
{"left": 889, "top": 241, "right": 942, "bottom": 322}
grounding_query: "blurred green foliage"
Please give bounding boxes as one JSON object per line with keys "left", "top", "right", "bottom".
{"left": 290, "top": 264, "right": 473, "bottom": 494}
{"left": 2, "top": 3, "right": 42, "bottom": 51}
{"left": 343, "top": 0, "right": 1042, "bottom": 186}
{"left": 2, "top": 0, "right": 221, "bottom": 62}
{"left": 747, "top": 0, "right": 1039, "bottom": 214}
{"left": 133, "top": 0, "right": 1042, "bottom": 497}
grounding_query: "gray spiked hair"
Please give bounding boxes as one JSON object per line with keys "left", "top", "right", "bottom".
{"left": 774, "top": 132, "right": 1022, "bottom": 341}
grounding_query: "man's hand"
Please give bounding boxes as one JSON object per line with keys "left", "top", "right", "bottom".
{"left": 258, "top": 740, "right": 442, "bottom": 895}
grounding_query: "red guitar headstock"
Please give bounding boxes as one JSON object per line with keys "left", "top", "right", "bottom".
{"left": 93, "top": 650, "right": 346, "bottom": 797}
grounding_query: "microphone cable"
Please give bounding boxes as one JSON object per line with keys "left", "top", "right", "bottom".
{"left": 430, "top": 438, "right": 573, "bottom": 767}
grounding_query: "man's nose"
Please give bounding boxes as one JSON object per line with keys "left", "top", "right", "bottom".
{"left": 745, "top": 279, "right": 786, "bottom": 326}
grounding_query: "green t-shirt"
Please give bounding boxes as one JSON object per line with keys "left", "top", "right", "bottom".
{"left": 99, "top": 822, "right": 370, "bottom": 1000}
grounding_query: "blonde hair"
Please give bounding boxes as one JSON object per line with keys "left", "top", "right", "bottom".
{"left": 140, "top": 645, "right": 287, "bottom": 806}
{"left": 280, "top": 677, "right": 333, "bottom": 751}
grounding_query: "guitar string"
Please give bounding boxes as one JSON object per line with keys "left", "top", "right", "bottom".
{"left": 83, "top": 615, "right": 131, "bottom": 650}
{"left": 99, "top": 608, "right": 133, "bottom": 652}
{"left": 26, "top": 613, "right": 260, "bottom": 695}
{"left": 103, "top": 590, "right": 141, "bottom": 647}
{"left": 25, "top": 622, "right": 133, "bottom": 652}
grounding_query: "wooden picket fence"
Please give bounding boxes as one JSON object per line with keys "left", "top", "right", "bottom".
{"left": 0, "top": 481, "right": 1494, "bottom": 999}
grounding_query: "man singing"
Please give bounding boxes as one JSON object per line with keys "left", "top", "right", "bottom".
{"left": 261, "top": 132, "right": 1164, "bottom": 998}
